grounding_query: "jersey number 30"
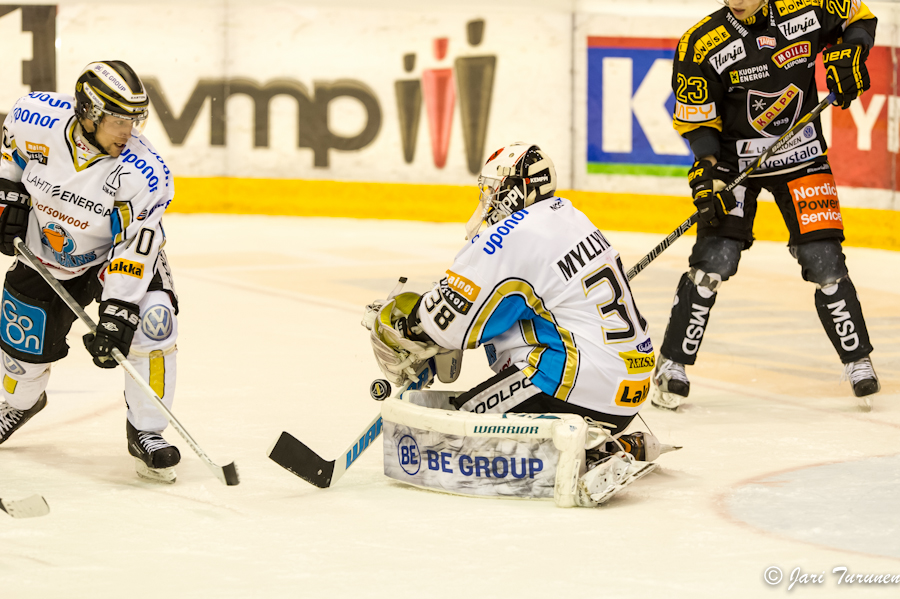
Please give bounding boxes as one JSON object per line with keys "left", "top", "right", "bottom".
{"left": 583, "top": 258, "right": 647, "bottom": 343}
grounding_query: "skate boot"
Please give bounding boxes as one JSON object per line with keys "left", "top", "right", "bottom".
{"left": 0, "top": 393, "right": 47, "bottom": 446}
{"left": 577, "top": 452, "right": 657, "bottom": 506}
{"left": 587, "top": 431, "right": 682, "bottom": 463}
{"left": 127, "top": 420, "right": 181, "bottom": 483}
{"left": 615, "top": 431, "right": 684, "bottom": 462}
{"left": 650, "top": 355, "right": 690, "bottom": 410}
{"left": 843, "top": 356, "right": 880, "bottom": 409}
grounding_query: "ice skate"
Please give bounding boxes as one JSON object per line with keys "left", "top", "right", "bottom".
{"left": 587, "top": 431, "right": 682, "bottom": 464}
{"left": 651, "top": 355, "right": 690, "bottom": 410}
{"left": 0, "top": 392, "right": 47, "bottom": 446}
{"left": 577, "top": 452, "right": 657, "bottom": 506}
{"left": 614, "top": 431, "right": 681, "bottom": 462}
{"left": 843, "top": 356, "right": 880, "bottom": 410}
{"left": 127, "top": 420, "right": 181, "bottom": 483}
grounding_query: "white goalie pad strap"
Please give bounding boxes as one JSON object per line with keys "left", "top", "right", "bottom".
{"left": 381, "top": 398, "right": 589, "bottom": 507}
{"left": 402, "top": 389, "right": 460, "bottom": 411}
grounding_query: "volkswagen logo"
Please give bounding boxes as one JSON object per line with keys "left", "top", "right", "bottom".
{"left": 141, "top": 305, "right": 173, "bottom": 340}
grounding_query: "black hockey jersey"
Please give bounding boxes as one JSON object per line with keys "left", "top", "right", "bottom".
{"left": 672, "top": 0, "right": 877, "bottom": 174}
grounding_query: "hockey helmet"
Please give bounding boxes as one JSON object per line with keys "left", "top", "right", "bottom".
{"left": 465, "top": 142, "right": 557, "bottom": 239}
{"left": 74, "top": 61, "right": 149, "bottom": 135}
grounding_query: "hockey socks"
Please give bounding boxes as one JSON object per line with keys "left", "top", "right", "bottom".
{"left": 814, "top": 278, "right": 873, "bottom": 364}
{"left": 659, "top": 272, "right": 718, "bottom": 366}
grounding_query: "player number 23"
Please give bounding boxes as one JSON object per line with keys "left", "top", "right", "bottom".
{"left": 675, "top": 74, "right": 708, "bottom": 104}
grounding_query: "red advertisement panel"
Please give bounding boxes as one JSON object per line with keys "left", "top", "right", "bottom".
{"left": 815, "top": 46, "right": 899, "bottom": 191}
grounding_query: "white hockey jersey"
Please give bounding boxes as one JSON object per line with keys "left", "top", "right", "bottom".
{"left": 0, "top": 92, "right": 175, "bottom": 306}
{"left": 417, "top": 197, "right": 654, "bottom": 417}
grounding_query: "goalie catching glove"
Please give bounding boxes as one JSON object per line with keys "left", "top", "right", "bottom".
{"left": 688, "top": 159, "right": 737, "bottom": 228}
{"left": 363, "top": 292, "right": 461, "bottom": 387}
{"left": 823, "top": 43, "right": 870, "bottom": 110}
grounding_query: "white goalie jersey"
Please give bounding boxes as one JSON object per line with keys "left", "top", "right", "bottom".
{"left": 0, "top": 92, "right": 175, "bottom": 306}
{"left": 417, "top": 197, "right": 654, "bottom": 417}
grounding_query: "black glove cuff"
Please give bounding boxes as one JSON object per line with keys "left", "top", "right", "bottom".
{"left": 0, "top": 179, "right": 31, "bottom": 208}
{"left": 98, "top": 299, "right": 141, "bottom": 331}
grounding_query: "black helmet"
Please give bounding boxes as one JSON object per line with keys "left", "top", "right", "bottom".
{"left": 74, "top": 61, "right": 149, "bottom": 130}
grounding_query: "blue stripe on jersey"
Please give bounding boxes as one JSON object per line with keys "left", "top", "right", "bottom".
{"left": 110, "top": 208, "right": 122, "bottom": 241}
{"left": 479, "top": 294, "right": 531, "bottom": 342}
{"left": 12, "top": 150, "right": 26, "bottom": 170}
{"left": 528, "top": 316, "right": 569, "bottom": 397}
{"left": 479, "top": 294, "right": 568, "bottom": 398}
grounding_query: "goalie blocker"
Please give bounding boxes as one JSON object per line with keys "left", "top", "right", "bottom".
{"left": 381, "top": 394, "right": 658, "bottom": 507}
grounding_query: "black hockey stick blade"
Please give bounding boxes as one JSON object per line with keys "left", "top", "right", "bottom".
{"left": 268, "top": 431, "right": 335, "bottom": 488}
{"left": 0, "top": 495, "right": 50, "bottom": 518}
{"left": 220, "top": 462, "right": 240, "bottom": 486}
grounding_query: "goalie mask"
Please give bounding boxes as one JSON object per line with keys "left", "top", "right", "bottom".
{"left": 465, "top": 142, "right": 557, "bottom": 240}
{"left": 75, "top": 61, "right": 150, "bottom": 136}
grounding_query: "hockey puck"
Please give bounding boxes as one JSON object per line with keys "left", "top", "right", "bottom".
{"left": 370, "top": 379, "right": 391, "bottom": 401}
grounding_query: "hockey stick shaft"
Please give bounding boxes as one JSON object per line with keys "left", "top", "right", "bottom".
{"left": 13, "top": 238, "right": 239, "bottom": 486}
{"left": 625, "top": 92, "right": 835, "bottom": 281}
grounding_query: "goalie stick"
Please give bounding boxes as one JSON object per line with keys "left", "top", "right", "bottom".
{"left": 13, "top": 238, "right": 240, "bottom": 487}
{"left": 625, "top": 92, "right": 836, "bottom": 281}
{"left": 268, "top": 358, "right": 434, "bottom": 488}
{"left": 0, "top": 494, "right": 50, "bottom": 518}
{"left": 268, "top": 277, "right": 436, "bottom": 488}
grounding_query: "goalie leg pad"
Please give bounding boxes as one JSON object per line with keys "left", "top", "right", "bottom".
{"left": 402, "top": 389, "right": 461, "bottom": 411}
{"left": 381, "top": 397, "right": 595, "bottom": 507}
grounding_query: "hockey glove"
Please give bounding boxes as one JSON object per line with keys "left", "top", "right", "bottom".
{"left": 0, "top": 179, "right": 31, "bottom": 256}
{"left": 688, "top": 159, "right": 737, "bottom": 228}
{"left": 823, "top": 43, "right": 870, "bottom": 110}
{"left": 364, "top": 292, "right": 443, "bottom": 386}
{"left": 83, "top": 299, "right": 140, "bottom": 369}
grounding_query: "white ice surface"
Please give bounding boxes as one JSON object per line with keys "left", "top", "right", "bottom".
{"left": 1, "top": 214, "right": 898, "bottom": 598}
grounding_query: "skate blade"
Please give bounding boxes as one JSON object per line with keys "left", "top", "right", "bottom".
{"left": 859, "top": 395, "right": 873, "bottom": 412}
{"left": 134, "top": 458, "right": 177, "bottom": 484}
{"left": 649, "top": 384, "right": 683, "bottom": 411}
{"left": 591, "top": 461, "right": 658, "bottom": 505}
{"left": 659, "top": 443, "right": 683, "bottom": 455}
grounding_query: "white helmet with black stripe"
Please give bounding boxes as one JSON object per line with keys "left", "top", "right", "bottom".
{"left": 465, "top": 142, "right": 557, "bottom": 239}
